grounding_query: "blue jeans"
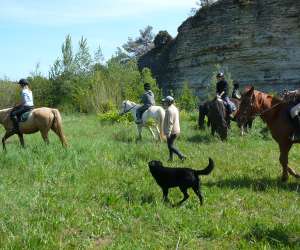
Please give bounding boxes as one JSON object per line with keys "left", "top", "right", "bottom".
{"left": 223, "top": 97, "right": 236, "bottom": 113}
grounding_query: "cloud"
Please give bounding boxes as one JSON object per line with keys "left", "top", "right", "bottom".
{"left": 0, "top": 0, "right": 196, "bottom": 25}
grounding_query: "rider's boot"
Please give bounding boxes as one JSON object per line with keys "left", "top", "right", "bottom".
{"left": 11, "top": 116, "right": 20, "bottom": 134}
{"left": 290, "top": 115, "right": 300, "bottom": 141}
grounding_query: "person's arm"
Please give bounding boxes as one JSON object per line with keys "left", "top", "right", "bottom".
{"left": 164, "top": 109, "right": 173, "bottom": 137}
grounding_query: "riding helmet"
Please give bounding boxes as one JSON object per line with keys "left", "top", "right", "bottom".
{"left": 216, "top": 72, "right": 224, "bottom": 78}
{"left": 18, "top": 78, "right": 29, "bottom": 86}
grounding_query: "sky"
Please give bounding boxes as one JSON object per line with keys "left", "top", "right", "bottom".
{"left": 0, "top": 0, "right": 197, "bottom": 81}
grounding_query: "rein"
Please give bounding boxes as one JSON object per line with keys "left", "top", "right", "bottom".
{"left": 120, "top": 103, "right": 137, "bottom": 115}
{"left": 255, "top": 102, "right": 283, "bottom": 117}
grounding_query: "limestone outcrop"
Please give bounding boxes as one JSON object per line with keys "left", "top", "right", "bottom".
{"left": 138, "top": 0, "right": 300, "bottom": 96}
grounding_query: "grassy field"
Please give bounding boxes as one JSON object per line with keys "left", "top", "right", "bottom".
{"left": 0, "top": 113, "right": 299, "bottom": 249}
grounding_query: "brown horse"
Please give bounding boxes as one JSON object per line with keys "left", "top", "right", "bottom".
{"left": 0, "top": 107, "right": 67, "bottom": 150}
{"left": 198, "top": 98, "right": 254, "bottom": 138}
{"left": 237, "top": 86, "right": 300, "bottom": 181}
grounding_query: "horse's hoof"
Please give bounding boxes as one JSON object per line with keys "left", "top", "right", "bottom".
{"left": 281, "top": 175, "right": 288, "bottom": 182}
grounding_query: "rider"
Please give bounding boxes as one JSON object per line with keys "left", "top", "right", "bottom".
{"left": 136, "top": 82, "right": 155, "bottom": 124}
{"left": 10, "top": 78, "right": 34, "bottom": 133}
{"left": 216, "top": 72, "right": 236, "bottom": 118}
{"left": 232, "top": 81, "right": 241, "bottom": 100}
{"left": 283, "top": 89, "right": 300, "bottom": 141}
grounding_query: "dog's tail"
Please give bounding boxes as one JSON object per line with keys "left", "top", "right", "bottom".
{"left": 195, "top": 158, "right": 214, "bottom": 175}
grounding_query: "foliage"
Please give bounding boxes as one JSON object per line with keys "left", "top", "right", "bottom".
{"left": 154, "top": 31, "right": 173, "bottom": 48}
{"left": 176, "top": 81, "right": 198, "bottom": 111}
{"left": 122, "top": 25, "right": 154, "bottom": 59}
{"left": 0, "top": 81, "right": 18, "bottom": 108}
{"left": 1, "top": 34, "right": 161, "bottom": 114}
{"left": 97, "top": 110, "right": 133, "bottom": 123}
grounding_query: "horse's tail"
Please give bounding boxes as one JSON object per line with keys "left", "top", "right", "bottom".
{"left": 159, "top": 108, "right": 166, "bottom": 140}
{"left": 51, "top": 109, "right": 67, "bottom": 147}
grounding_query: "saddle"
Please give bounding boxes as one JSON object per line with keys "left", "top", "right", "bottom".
{"left": 18, "top": 110, "right": 33, "bottom": 122}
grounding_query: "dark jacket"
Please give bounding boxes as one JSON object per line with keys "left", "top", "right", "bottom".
{"left": 216, "top": 80, "right": 228, "bottom": 97}
{"left": 141, "top": 90, "right": 155, "bottom": 106}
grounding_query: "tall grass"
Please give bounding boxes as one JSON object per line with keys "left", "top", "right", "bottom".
{"left": 0, "top": 114, "right": 299, "bottom": 249}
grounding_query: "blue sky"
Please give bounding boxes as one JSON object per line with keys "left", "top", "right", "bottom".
{"left": 0, "top": 0, "right": 196, "bottom": 81}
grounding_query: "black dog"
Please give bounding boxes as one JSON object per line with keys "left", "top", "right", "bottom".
{"left": 148, "top": 158, "right": 214, "bottom": 205}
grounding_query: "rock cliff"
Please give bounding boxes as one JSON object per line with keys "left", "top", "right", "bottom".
{"left": 138, "top": 0, "right": 300, "bottom": 96}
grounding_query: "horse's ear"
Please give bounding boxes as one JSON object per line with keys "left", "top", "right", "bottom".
{"left": 244, "top": 86, "right": 254, "bottom": 96}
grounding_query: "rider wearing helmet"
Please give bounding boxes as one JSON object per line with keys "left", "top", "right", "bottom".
{"left": 216, "top": 72, "right": 236, "bottom": 117}
{"left": 136, "top": 82, "right": 155, "bottom": 124}
{"left": 10, "top": 78, "right": 34, "bottom": 133}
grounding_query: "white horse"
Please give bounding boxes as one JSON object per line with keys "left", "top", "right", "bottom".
{"left": 119, "top": 100, "right": 165, "bottom": 141}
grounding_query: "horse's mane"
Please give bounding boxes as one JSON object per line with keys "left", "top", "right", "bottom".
{"left": 254, "top": 90, "right": 283, "bottom": 106}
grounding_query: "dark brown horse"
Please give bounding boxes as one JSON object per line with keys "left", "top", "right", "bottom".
{"left": 237, "top": 86, "right": 300, "bottom": 181}
{"left": 198, "top": 98, "right": 254, "bottom": 136}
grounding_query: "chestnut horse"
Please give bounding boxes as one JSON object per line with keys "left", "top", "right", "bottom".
{"left": 0, "top": 107, "right": 67, "bottom": 151}
{"left": 237, "top": 86, "right": 300, "bottom": 181}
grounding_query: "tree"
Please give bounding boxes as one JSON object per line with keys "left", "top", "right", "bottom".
{"left": 122, "top": 25, "right": 154, "bottom": 59}
{"left": 94, "top": 45, "right": 105, "bottom": 65}
{"left": 154, "top": 31, "right": 173, "bottom": 48}
{"left": 61, "top": 34, "right": 74, "bottom": 74}
{"left": 74, "top": 37, "right": 93, "bottom": 75}
{"left": 177, "top": 81, "right": 198, "bottom": 111}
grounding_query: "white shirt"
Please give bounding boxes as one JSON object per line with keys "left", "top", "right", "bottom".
{"left": 163, "top": 104, "right": 180, "bottom": 136}
{"left": 21, "top": 88, "right": 34, "bottom": 106}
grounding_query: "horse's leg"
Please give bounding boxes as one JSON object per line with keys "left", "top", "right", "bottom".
{"left": 2, "top": 131, "right": 15, "bottom": 151}
{"left": 137, "top": 124, "right": 142, "bottom": 140}
{"left": 40, "top": 131, "right": 50, "bottom": 145}
{"left": 279, "top": 143, "right": 292, "bottom": 182}
{"left": 155, "top": 125, "right": 161, "bottom": 141}
{"left": 285, "top": 144, "right": 300, "bottom": 178}
{"left": 148, "top": 126, "right": 156, "bottom": 140}
{"left": 17, "top": 133, "right": 25, "bottom": 148}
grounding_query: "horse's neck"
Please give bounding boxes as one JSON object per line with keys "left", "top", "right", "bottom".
{"left": 0, "top": 108, "right": 11, "bottom": 124}
{"left": 257, "top": 93, "right": 282, "bottom": 124}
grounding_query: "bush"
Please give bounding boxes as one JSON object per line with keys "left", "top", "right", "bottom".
{"left": 176, "top": 81, "right": 198, "bottom": 111}
{"left": 0, "top": 82, "right": 17, "bottom": 108}
{"left": 97, "top": 110, "right": 133, "bottom": 124}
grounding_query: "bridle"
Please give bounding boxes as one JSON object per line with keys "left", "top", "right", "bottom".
{"left": 240, "top": 95, "right": 283, "bottom": 121}
{"left": 120, "top": 101, "right": 136, "bottom": 115}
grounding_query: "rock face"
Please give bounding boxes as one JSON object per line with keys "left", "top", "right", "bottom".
{"left": 138, "top": 0, "right": 300, "bottom": 96}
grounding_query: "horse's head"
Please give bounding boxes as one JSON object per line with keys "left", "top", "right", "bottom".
{"left": 119, "top": 100, "right": 136, "bottom": 115}
{"left": 237, "top": 86, "right": 257, "bottom": 126}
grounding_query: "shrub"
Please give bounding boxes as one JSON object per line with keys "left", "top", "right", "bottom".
{"left": 176, "top": 81, "right": 198, "bottom": 111}
{"left": 97, "top": 110, "right": 133, "bottom": 124}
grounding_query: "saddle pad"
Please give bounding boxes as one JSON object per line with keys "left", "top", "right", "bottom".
{"left": 20, "top": 111, "right": 32, "bottom": 122}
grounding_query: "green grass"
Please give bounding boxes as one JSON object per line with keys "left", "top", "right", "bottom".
{"left": 0, "top": 114, "right": 299, "bottom": 249}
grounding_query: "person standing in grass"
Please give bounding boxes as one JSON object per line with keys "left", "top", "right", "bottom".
{"left": 162, "top": 96, "right": 186, "bottom": 162}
